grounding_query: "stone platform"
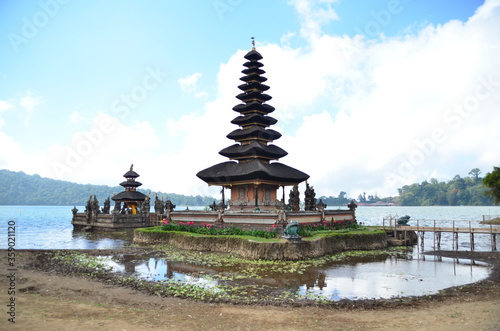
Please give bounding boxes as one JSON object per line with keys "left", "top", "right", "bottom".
{"left": 72, "top": 209, "right": 356, "bottom": 232}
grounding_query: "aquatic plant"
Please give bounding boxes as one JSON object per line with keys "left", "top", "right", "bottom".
{"left": 50, "top": 251, "right": 112, "bottom": 276}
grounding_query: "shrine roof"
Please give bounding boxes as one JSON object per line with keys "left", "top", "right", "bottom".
{"left": 111, "top": 190, "right": 147, "bottom": 202}
{"left": 231, "top": 113, "right": 277, "bottom": 126}
{"left": 219, "top": 142, "right": 288, "bottom": 160}
{"left": 196, "top": 160, "right": 309, "bottom": 186}
{"left": 227, "top": 126, "right": 281, "bottom": 142}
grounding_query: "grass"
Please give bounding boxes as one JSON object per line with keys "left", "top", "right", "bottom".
{"left": 137, "top": 226, "right": 385, "bottom": 243}
{"left": 138, "top": 227, "right": 283, "bottom": 242}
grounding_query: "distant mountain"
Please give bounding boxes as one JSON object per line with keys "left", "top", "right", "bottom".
{"left": 0, "top": 169, "right": 218, "bottom": 206}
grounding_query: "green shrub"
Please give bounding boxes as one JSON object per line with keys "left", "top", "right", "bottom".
{"left": 160, "top": 220, "right": 278, "bottom": 239}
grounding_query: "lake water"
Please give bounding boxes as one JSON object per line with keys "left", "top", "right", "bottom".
{"left": 1, "top": 205, "right": 497, "bottom": 301}
{"left": 1, "top": 205, "right": 498, "bottom": 250}
{"left": 101, "top": 251, "right": 490, "bottom": 301}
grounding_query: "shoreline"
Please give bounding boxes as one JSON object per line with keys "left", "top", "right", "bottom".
{"left": 2, "top": 248, "right": 499, "bottom": 330}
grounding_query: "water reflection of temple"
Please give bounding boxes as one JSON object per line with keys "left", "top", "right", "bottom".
{"left": 72, "top": 42, "right": 355, "bottom": 231}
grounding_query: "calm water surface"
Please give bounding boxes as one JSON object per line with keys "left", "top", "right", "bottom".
{"left": 102, "top": 251, "right": 490, "bottom": 300}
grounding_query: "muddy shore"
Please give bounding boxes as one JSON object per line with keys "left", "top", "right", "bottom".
{"left": 2, "top": 248, "right": 500, "bottom": 330}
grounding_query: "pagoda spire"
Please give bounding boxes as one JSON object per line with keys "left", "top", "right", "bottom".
{"left": 197, "top": 45, "right": 309, "bottom": 209}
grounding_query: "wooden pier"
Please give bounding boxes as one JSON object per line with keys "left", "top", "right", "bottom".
{"left": 383, "top": 218, "right": 500, "bottom": 251}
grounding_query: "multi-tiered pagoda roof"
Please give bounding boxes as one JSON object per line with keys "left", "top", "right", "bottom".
{"left": 197, "top": 46, "right": 309, "bottom": 187}
{"left": 111, "top": 164, "right": 147, "bottom": 202}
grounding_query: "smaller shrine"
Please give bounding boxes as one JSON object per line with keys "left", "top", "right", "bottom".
{"left": 72, "top": 165, "right": 153, "bottom": 231}
{"left": 111, "top": 164, "right": 147, "bottom": 214}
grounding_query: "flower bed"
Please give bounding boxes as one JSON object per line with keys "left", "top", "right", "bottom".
{"left": 159, "top": 219, "right": 360, "bottom": 240}
{"left": 161, "top": 220, "right": 278, "bottom": 239}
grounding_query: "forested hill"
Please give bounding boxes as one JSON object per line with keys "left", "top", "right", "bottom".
{"left": 320, "top": 169, "right": 495, "bottom": 206}
{"left": 397, "top": 172, "right": 493, "bottom": 206}
{"left": 0, "top": 169, "right": 217, "bottom": 206}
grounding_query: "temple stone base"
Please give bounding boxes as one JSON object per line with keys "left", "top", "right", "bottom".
{"left": 72, "top": 213, "right": 151, "bottom": 231}
{"left": 72, "top": 209, "right": 355, "bottom": 231}
{"left": 133, "top": 228, "right": 386, "bottom": 260}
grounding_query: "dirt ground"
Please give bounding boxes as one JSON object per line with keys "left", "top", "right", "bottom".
{"left": 1, "top": 250, "right": 500, "bottom": 331}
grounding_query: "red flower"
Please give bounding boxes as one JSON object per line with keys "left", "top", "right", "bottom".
{"left": 272, "top": 224, "right": 277, "bottom": 228}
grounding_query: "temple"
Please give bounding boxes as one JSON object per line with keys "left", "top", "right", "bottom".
{"left": 197, "top": 45, "right": 309, "bottom": 210}
{"left": 111, "top": 164, "right": 146, "bottom": 214}
{"left": 72, "top": 42, "right": 356, "bottom": 231}
{"left": 71, "top": 165, "right": 151, "bottom": 231}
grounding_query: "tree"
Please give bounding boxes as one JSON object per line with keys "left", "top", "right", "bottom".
{"left": 469, "top": 168, "right": 482, "bottom": 183}
{"left": 483, "top": 167, "right": 500, "bottom": 204}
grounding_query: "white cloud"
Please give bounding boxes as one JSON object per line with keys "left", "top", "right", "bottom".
{"left": 19, "top": 90, "right": 42, "bottom": 113}
{"left": 0, "top": 130, "right": 49, "bottom": 176}
{"left": 69, "top": 110, "right": 83, "bottom": 124}
{"left": 156, "top": 0, "right": 500, "bottom": 198}
{"left": 0, "top": 100, "right": 13, "bottom": 112}
{"left": 289, "top": 0, "right": 339, "bottom": 39}
{"left": 273, "top": 0, "right": 500, "bottom": 197}
{"left": 3, "top": 0, "right": 499, "bottom": 202}
{"left": 178, "top": 72, "right": 207, "bottom": 98}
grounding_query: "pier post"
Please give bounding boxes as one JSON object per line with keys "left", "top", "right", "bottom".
{"left": 434, "top": 231, "right": 441, "bottom": 250}
{"left": 453, "top": 232, "right": 459, "bottom": 250}
{"left": 470, "top": 232, "right": 475, "bottom": 251}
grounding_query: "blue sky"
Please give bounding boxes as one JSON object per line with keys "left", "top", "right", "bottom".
{"left": 1, "top": 0, "right": 498, "bottom": 199}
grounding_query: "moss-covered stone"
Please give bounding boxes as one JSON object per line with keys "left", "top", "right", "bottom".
{"left": 133, "top": 228, "right": 388, "bottom": 260}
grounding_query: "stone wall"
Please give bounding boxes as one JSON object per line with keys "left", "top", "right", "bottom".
{"left": 72, "top": 209, "right": 356, "bottom": 232}
{"left": 72, "top": 213, "right": 150, "bottom": 231}
{"left": 133, "top": 229, "right": 387, "bottom": 260}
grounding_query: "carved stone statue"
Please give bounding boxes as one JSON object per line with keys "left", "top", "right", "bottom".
{"left": 92, "top": 195, "right": 101, "bottom": 220}
{"left": 288, "top": 185, "right": 300, "bottom": 212}
{"left": 84, "top": 195, "right": 93, "bottom": 224}
{"left": 316, "top": 199, "right": 327, "bottom": 211}
{"left": 347, "top": 199, "right": 357, "bottom": 211}
{"left": 142, "top": 195, "right": 151, "bottom": 215}
{"left": 165, "top": 199, "right": 176, "bottom": 211}
{"left": 304, "top": 182, "right": 317, "bottom": 211}
{"left": 283, "top": 220, "right": 301, "bottom": 241}
{"left": 154, "top": 194, "right": 165, "bottom": 214}
{"left": 101, "top": 197, "right": 111, "bottom": 214}
{"left": 113, "top": 201, "right": 121, "bottom": 214}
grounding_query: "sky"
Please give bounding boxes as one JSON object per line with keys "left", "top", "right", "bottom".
{"left": 1, "top": 0, "right": 499, "bottom": 199}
